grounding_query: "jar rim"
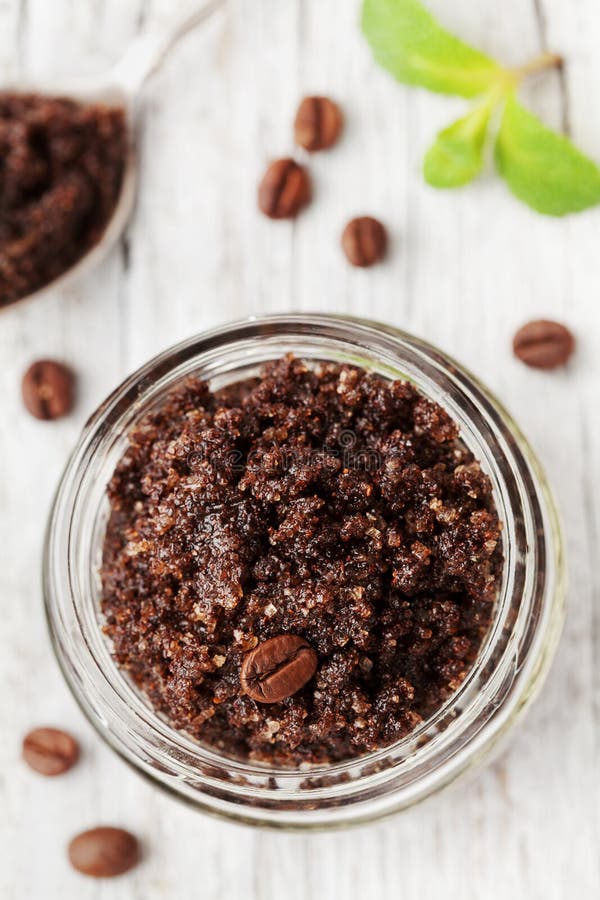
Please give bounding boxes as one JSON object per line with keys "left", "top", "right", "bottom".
{"left": 44, "top": 314, "right": 565, "bottom": 827}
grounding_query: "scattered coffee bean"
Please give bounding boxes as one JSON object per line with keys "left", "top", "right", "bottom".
{"left": 241, "top": 635, "right": 318, "bottom": 703}
{"left": 294, "top": 96, "right": 343, "bottom": 152}
{"left": 258, "top": 158, "right": 311, "bottom": 219}
{"left": 22, "top": 727, "right": 80, "bottom": 776}
{"left": 513, "top": 319, "right": 575, "bottom": 369}
{"left": 68, "top": 827, "right": 140, "bottom": 878}
{"left": 342, "top": 216, "right": 387, "bottom": 267}
{"left": 21, "top": 359, "right": 75, "bottom": 420}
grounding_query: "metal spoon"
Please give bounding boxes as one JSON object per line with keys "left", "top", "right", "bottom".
{"left": 1, "top": 0, "right": 224, "bottom": 310}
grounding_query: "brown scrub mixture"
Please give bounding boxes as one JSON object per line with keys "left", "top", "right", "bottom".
{"left": 0, "top": 93, "right": 127, "bottom": 306}
{"left": 101, "top": 356, "right": 503, "bottom": 765}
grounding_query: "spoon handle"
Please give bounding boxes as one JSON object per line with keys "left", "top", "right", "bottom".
{"left": 111, "top": 0, "right": 225, "bottom": 97}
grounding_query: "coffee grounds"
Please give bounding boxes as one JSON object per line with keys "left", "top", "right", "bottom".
{"left": 101, "top": 356, "right": 503, "bottom": 765}
{"left": 0, "top": 92, "right": 126, "bottom": 306}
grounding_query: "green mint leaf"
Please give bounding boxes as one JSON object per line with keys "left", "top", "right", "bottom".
{"left": 362, "top": 0, "right": 502, "bottom": 98}
{"left": 424, "top": 101, "right": 492, "bottom": 188}
{"left": 495, "top": 92, "right": 600, "bottom": 215}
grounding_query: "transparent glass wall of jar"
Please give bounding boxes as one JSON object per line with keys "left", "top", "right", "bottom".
{"left": 44, "top": 315, "right": 565, "bottom": 829}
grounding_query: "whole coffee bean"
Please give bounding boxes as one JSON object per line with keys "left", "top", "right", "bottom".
{"left": 22, "top": 359, "right": 75, "bottom": 420}
{"left": 22, "top": 727, "right": 80, "bottom": 776}
{"left": 241, "top": 635, "right": 318, "bottom": 703}
{"left": 258, "top": 158, "right": 311, "bottom": 219}
{"left": 342, "top": 216, "right": 387, "bottom": 267}
{"left": 68, "top": 827, "right": 140, "bottom": 878}
{"left": 513, "top": 320, "right": 575, "bottom": 369}
{"left": 294, "top": 96, "right": 343, "bottom": 152}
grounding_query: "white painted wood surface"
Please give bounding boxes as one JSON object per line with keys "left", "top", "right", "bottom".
{"left": 1, "top": 0, "right": 598, "bottom": 897}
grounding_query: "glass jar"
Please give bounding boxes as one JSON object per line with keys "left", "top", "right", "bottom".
{"left": 44, "top": 314, "right": 565, "bottom": 829}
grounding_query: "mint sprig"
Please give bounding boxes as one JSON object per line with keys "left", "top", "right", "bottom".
{"left": 362, "top": 0, "right": 600, "bottom": 216}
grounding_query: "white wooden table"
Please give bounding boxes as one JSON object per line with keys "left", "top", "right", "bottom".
{"left": 1, "top": 1, "right": 599, "bottom": 897}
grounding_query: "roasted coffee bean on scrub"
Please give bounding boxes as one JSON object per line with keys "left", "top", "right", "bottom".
{"left": 68, "top": 827, "right": 140, "bottom": 878}
{"left": 241, "top": 635, "right": 318, "bottom": 703}
{"left": 21, "top": 359, "right": 75, "bottom": 420}
{"left": 294, "top": 96, "right": 343, "bottom": 152}
{"left": 22, "top": 727, "right": 79, "bottom": 776}
{"left": 258, "top": 158, "right": 311, "bottom": 219}
{"left": 342, "top": 216, "right": 387, "bottom": 267}
{"left": 512, "top": 319, "right": 575, "bottom": 369}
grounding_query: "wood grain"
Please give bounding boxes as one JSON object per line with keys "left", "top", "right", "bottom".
{"left": 0, "top": 1, "right": 598, "bottom": 897}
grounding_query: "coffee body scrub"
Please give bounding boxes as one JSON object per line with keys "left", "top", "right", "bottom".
{"left": 101, "top": 356, "right": 503, "bottom": 766}
{"left": 0, "top": 92, "right": 126, "bottom": 306}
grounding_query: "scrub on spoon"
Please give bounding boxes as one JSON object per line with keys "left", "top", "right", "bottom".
{"left": 0, "top": 0, "right": 224, "bottom": 310}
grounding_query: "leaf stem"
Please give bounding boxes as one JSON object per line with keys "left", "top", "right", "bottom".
{"left": 512, "top": 51, "right": 563, "bottom": 82}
